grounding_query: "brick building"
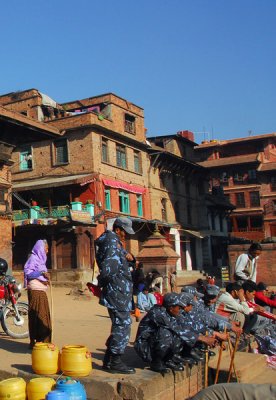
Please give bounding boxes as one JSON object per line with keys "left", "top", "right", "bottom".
{"left": 0, "top": 104, "right": 61, "bottom": 267}
{"left": 147, "top": 132, "right": 234, "bottom": 272}
{"left": 1, "top": 89, "right": 152, "bottom": 282}
{"left": 195, "top": 133, "right": 276, "bottom": 241}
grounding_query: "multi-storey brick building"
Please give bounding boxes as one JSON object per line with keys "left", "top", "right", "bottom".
{"left": 0, "top": 104, "right": 61, "bottom": 267}
{"left": 194, "top": 133, "right": 276, "bottom": 241}
{"left": 147, "top": 131, "right": 234, "bottom": 272}
{"left": 1, "top": 89, "right": 152, "bottom": 281}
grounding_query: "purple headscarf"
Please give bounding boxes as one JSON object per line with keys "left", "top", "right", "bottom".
{"left": 24, "top": 239, "right": 48, "bottom": 287}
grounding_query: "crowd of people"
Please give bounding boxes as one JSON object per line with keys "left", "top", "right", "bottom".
{"left": 94, "top": 219, "right": 276, "bottom": 375}
{"left": 16, "top": 218, "right": 275, "bottom": 380}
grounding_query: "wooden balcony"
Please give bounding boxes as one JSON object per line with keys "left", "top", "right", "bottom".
{"left": 13, "top": 203, "right": 94, "bottom": 222}
{"left": 230, "top": 228, "right": 265, "bottom": 241}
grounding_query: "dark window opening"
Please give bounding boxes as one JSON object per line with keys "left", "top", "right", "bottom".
{"left": 54, "top": 140, "right": 68, "bottom": 164}
{"left": 161, "top": 198, "right": 167, "bottom": 221}
{"left": 102, "top": 138, "right": 108, "bottom": 163}
{"left": 134, "top": 151, "right": 141, "bottom": 173}
{"left": 124, "top": 114, "right": 136, "bottom": 134}
{"left": 235, "top": 192, "right": 245, "bottom": 208}
{"left": 236, "top": 217, "right": 247, "bottom": 230}
{"left": 249, "top": 191, "right": 260, "bottom": 207}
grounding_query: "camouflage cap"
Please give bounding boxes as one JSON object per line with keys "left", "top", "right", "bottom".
{"left": 181, "top": 285, "right": 204, "bottom": 298}
{"left": 163, "top": 292, "right": 186, "bottom": 308}
{"left": 179, "top": 292, "right": 196, "bottom": 306}
{"left": 206, "top": 284, "right": 220, "bottom": 296}
{"left": 113, "top": 217, "right": 135, "bottom": 234}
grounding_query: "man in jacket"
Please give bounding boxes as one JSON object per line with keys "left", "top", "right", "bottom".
{"left": 215, "top": 282, "right": 257, "bottom": 333}
{"left": 96, "top": 217, "right": 136, "bottom": 374}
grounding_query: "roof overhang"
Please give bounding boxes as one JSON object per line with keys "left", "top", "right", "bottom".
{"left": 181, "top": 229, "right": 205, "bottom": 239}
{"left": 13, "top": 173, "right": 96, "bottom": 192}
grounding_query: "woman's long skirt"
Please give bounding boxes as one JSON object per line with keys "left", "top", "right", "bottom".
{"left": 27, "top": 290, "right": 52, "bottom": 343}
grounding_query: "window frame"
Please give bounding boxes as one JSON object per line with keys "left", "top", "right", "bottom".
{"left": 116, "top": 144, "right": 127, "bottom": 169}
{"left": 134, "top": 150, "right": 142, "bottom": 174}
{"left": 249, "top": 191, "right": 260, "bottom": 207}
{"left": 235, "top": 192, "right": 245, "bottom": 208}
{"left": 136, "top": 194, "right": 143, "bottom": 217}
{"left": 119, "top": 190, "right": 130, "bottom": 214}
{"left": 53, "top": 139, "right": 69, "bottom": 165}
{"left": 0, "top": 189, "right": 7, "bottom": 204}
{"left": 104, "top": 188, "right": 111, "bottom": 210}
{"left": 19, "top": 146, "right": 33, "bottom": 171}
{"left": 101, "top": 137, "right": 109, "bottom": 163}
{"left": 124, "top": 113, "right": 136, "bottom": 135}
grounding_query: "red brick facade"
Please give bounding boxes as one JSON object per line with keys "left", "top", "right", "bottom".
{"left": 228, "top": 243, "right": 276, "bottom": 284}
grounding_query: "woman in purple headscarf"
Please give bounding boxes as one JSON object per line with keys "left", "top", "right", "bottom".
{"left": 24, "top": 239, "right": 51, "bottom": 348}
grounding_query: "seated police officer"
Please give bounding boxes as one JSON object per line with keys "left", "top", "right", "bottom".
{"left": 135, "top": 292, "right": 216, "bottom": 373}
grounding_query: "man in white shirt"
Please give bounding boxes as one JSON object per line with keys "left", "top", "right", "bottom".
{"left": 234, "top": 243, "right": 262, "bottom": 283}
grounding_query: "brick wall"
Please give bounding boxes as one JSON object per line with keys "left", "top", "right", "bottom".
{"left": 0, "top": 217, "right": 12, "bottom": 267}
{"left": 228, "top": 243, "right": 276, "bottom": 284}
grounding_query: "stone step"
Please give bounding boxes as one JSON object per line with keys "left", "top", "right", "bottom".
{"left": 176, "top": 271, "right": 203, "bottom": 277}
{"left": 246, "top": 367, "right": 276, "bottom": 384}
{"left": 176, "top": 271, "right": 203, "bottom": 287}
{"left": 208, "top": 352, "right": 268, "bottom": 383}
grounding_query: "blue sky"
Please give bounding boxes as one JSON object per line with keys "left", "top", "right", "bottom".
{"left": 1, "top": 1, "right": 276, "bottom": 143}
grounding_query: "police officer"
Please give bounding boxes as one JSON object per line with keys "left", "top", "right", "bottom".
{"left": 135, "top": 292, "right": 189, "bottom": 372}
{"left": 95, "top": 217, "right": 136, "bottom": 374}
{"left": 135, "top": 293, "right": 216, "bottom": 372}
{"left": 178, "top": 292, "right": 219, "bottom": 361}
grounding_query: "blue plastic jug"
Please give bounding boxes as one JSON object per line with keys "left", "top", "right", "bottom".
{"left": 46, "top": 391, "right": 70, "bottom": 400}
{"left": 55, "top": 378, "right": 87, "bottom": 400}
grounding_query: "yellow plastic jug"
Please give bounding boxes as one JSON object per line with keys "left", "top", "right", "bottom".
{"left": 61, "top": 345, "right": 92, "bottom": 377}
{"left": 27, "top": 377, "right": 56, "bottom": 400}
{"left": 0, "top": 377, "right": 26, "bottom": 400}
{"left": 32, "top": 343, "right": 60, "bottom": 375}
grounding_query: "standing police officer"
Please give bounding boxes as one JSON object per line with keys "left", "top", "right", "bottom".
{"left": 96, "top": 217, "right": 136, "bottom": 374}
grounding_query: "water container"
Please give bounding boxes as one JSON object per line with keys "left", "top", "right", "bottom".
{"left": 61, "top": 345, "right": 92, "bottom": 377}
{"left": 0, "top": 377, "right": 26, "bottom": 400}
{"left": 27, "top": 377, "right": 55, "bottom": 400}
{"left": 32, "top": 342, "right": 60, "bottom": 374}
{"left": 56, "top": 378, "right": 86, "bottom": 400}
{"left": 46, "top": 391, "right": 70, "bottom": 400}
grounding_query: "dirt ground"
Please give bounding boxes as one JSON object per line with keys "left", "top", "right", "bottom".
{"left": 0, "top": 287, "right": 144, "bottom": 377}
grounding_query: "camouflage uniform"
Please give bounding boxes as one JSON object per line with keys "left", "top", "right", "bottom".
{"left": 96, "top": 230, "right": 134, "bottom": 355}
{"left": 134, "top": 303, "right": 198, "bottom": 363}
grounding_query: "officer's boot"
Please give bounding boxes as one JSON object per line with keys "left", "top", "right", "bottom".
{"left": 108, "top": 354, "right": 135, "bottom": 374}
{"left": 150, "top": 358, "right": 170, "bottom": 373}
{"left": 102, "top": 349, "right": 112, "bottom": 370}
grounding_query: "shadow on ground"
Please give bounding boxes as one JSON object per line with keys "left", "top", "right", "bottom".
{"left": 0, "top": 337, "right": 29, "bottom": 354}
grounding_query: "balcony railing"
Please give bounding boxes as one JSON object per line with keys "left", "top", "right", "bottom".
{"left": 230, "top": 229, "right": 265, "bottom": 241}
{"left": 13, "top": 206, "right": 70, "bottom": 221}
{"left": 236, "top": 227, "right": 263, "bottom": 232}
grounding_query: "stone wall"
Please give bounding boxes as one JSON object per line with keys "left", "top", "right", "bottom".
{"left": 228, "top": 242, "right": 276, "bottom": 284}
